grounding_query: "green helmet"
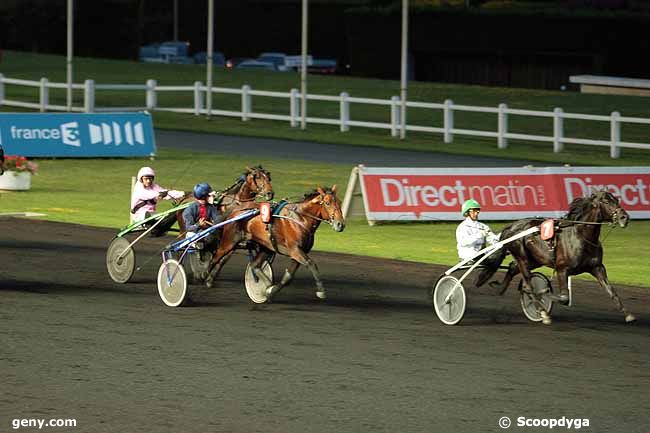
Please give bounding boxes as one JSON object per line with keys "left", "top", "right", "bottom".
{"left": 461, "top": 199, "right": 481, "bottom": 216}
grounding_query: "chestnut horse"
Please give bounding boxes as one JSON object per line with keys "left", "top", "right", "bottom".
{"left": 476, "top": 191, "right": 633, "bottom": 324}
{"left": 205, "top": 186, "right": 345, "bottom": 300}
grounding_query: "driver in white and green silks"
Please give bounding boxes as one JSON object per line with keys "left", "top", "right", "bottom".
{"left": 456, "top": 199, "right": 500, "bottom": 262}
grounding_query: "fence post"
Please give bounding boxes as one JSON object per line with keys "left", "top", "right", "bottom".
{"left": 84, "top": 79, "right": 95, "bottom": 113}
{"left": 146, "top": 79, "right": 157, "bottom": 110}
{"left": 340, "top": 92, "right": 349, "bottom": 132}
{"left": 290, "top": 88, "right": 299, "bottom": 127}
{"left": 242, "top": 85, "right": 251, "bottom": 121}
{"left": 498, "top": 103, "right": 508, "bottom": 149}
{"left": 193, "top": 81, "right": 204, "bottom": 116}
{"left": 39, "top": 78, "right": 49, "bottom": 112}
{"left": 610, "top": 111, "right": 621, "bottom": 159}
{"left": 553, "top": 107, "right": 564, "bottom": 153}
{"left": 0, "top": 74, "right": 4, "bottom": 106}
{"left": 390, "top": 96, "right": 400, "bottom": 137}
{"left": 444, "top": 99, "right": 454, "bottom": 143}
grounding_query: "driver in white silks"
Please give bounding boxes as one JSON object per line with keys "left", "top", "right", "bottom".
{"left": 456, "top": 199, "right": 500, "bottom": 263}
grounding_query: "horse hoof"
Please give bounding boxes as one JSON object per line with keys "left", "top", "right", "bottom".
{"left": 541, "top": 311, "right": 552, "bottom": 325}
{"left": 316, "top": 290, "right": 326, "bottom": 300}
{"left": 625, "top": 313, "right": 636, "bottom": 323}
{"left": 205, "top": 278, "right": 213, "bottom": 289}
{"left": 266, "top": 285, "right": 277, "bottom": 296}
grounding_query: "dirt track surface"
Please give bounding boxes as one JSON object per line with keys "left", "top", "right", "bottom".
{"left": 1, "top": 218, "right": 648, "bottom": 433}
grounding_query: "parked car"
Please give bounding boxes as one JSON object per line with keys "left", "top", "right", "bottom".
{"left": 193, "top": 51, "right": 225, "bottom": 66}
{"left": 257, "top": 52, "right": 288, "bottom": 71}
{"left": 226, "top": 57, "right": 254, "bottom": 69}
{"left": 235, "top": 60, "right": 277, "bottom": 71}
{"left": 139, "top": 41, "right": 193, "bottom": 64}
{"left": 309, "top": 58, "right": 338, "bottom": 75}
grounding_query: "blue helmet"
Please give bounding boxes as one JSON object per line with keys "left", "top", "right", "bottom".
{"left": 193, "top": 183, "right": 212, "bottom": 199}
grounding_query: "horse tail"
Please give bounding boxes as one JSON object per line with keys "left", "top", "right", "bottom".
{"left": 475, "top": 244, "right": 508, "bottom": 288}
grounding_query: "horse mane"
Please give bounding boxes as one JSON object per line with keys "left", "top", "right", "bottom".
{"left": 302, "top": 186, "right": 334, "bottom": 201}
{"left": 564, "top": 190, "right": 617, "bottom": 220}
{"left": 564, "top": 196, "right": 593, "bottom": 221}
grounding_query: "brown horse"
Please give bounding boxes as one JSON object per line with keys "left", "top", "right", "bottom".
{"left": 476, "top": 190, "right": 633, "bottom": 324}
{"left": 205, "top": 186, "right": 345, "bottom": 300}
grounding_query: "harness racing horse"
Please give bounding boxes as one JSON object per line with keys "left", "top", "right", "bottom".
{"left": 215, "top": 165, "right": 274, "bottom": 214}
{"left": 150, "top": 165, "right": 274, "bottom": 237}
{"left": 204, "top": 186, "right": 345, "bottom": 300}
{"left": 476, "top": 190, "right": 633, "bottom": 324}
{"left": 0, "top": 144, "right": 4, "bottom": 175}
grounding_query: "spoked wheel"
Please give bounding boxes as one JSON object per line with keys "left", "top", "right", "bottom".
{"left": 244, "top": 260, "right": 274, "bottom": 304}
{"left": 188, "top": 250, "right": 212, "bottom": 283}
{"left": 106, "top": 237, "right": 136, "bottom": 284}
{"left": 519, "top": 272, "right": 554, "bottom": 322}
{"left": 433, "top": 275, "right": 467, "bottom": 325}
{"left": 157, "top": 259, "right": 189, "bottom": 307}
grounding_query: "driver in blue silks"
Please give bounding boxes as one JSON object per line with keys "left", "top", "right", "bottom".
{"left": 182, "top": 183, "right": 224, "bottom": 249}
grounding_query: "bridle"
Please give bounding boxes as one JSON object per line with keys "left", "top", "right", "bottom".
{"left": 296, "top": 193, "right": 340, "bottom": 227}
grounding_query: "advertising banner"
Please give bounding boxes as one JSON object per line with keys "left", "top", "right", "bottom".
{"left": 342, "top": 166, "right": 650, "bottom": 223}
{"left": 0, "top": 113, "right": 156, "bottom": 157}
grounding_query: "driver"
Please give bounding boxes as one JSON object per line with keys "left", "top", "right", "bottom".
{"left": 456, "top": 199, "right": 499, "bottom": 262}
{"left": 131, "top": 166, "right": 185, "bottom": 222}
{"left": 183, "top": 183, "right": 224, "bottom": 249}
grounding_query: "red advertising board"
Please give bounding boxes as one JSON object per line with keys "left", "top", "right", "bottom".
{"left": 345, "top": 166, "right": 650, "bottom": 222}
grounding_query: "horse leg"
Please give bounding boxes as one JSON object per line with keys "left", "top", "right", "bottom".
{"left": 204, "top": 236, "right": 239, "bottom": 289}
{"left": 207, "top": 250, "right": 235, "bottom": 281}
{"left": 266, "top": 259, "right": 301, "bottom": 298}
{"left": 489, "top": 261, "right": 519, "bottom": 295}
{"left": 590, "top": 265, "right": 636, "bottom": 323}
{"left": 249, "top": 250, "right": 274, "bottom": 288}
{"left": 549, "top": 269, "right": 570, "bottom": 305}
{"left": 288, "top": 249, "right": 326, "bottom": 300}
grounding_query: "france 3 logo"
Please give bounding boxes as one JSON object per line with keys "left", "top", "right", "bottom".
{"left": 88, "top": 121, "right": 145, "bottom": 146}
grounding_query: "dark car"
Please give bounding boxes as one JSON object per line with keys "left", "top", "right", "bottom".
{"left": 193, "top": 51, "right": 226, "bottom": 66}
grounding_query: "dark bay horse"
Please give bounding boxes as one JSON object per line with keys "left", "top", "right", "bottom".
{"left": 476, "top": 190, "right": 633, "bottom": 324}
{"left": 205, "top": 186, "right": 345, "bottom": 300}
{"left": 151, "top": 165, "right": 274, "bottom": 237}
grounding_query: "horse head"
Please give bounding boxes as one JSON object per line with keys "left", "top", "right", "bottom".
{"left": 592, "top": 190, "right": 629, "bottom": 228}
{"left": 244, "top": 165, "right": 274, "bottom": 201}
{"left": 310, "top": 185, "right": 346, "bottom": 232}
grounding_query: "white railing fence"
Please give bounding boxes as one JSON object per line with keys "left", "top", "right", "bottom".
{"left": 1, "top": 73, "right": 649, "bottom": 159}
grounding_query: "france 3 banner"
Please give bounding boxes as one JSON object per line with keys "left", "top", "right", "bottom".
{"left": 356, "top": 166, "right": 650, "bottom": 221}
{"left": 0, "top": 112, "right": 156, "bottom": 157}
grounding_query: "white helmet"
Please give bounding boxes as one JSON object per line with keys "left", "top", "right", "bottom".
{"left": 137, "top": 166, "right": 155, "bottom": 182}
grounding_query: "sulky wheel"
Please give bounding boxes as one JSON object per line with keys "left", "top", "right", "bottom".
{"left": 188, "top": 250, "right": 213, "bottom": 283}
{"left": 244, "top": 260, "right": 274, "bottom": 304}
{"left": 106, "top": 237, "right": 136, "bottom": 284}
{"left": 433, "top": 275, "right": 467, "bottom": 325}
{"left": 157, "top": 259, "right": 189, "bottom": 307}
{"left": 519, "top": 272, "right": 554, "bottom": 322}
